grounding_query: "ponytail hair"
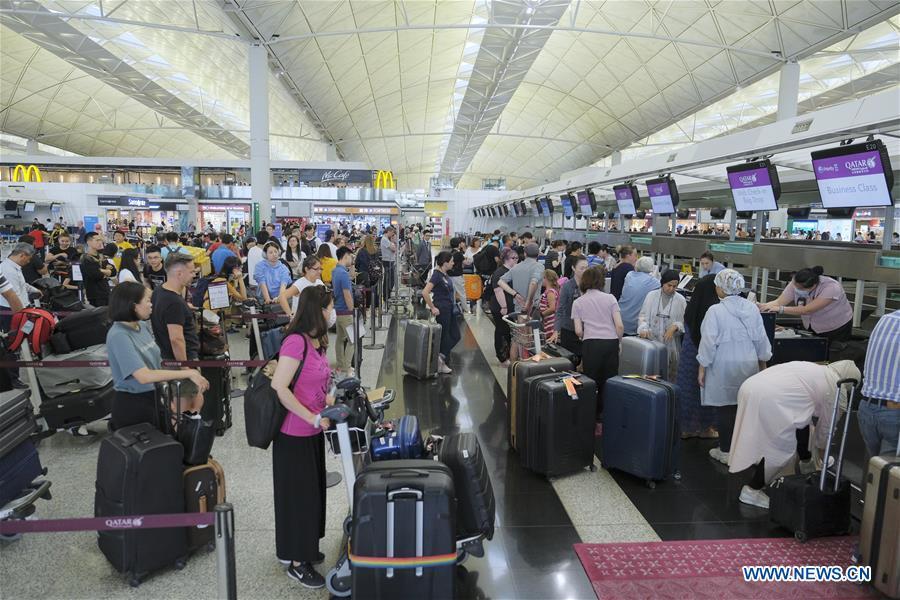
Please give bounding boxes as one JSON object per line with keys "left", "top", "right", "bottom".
{"left": 793, "top": 266, "right": 824, "bottom": 289}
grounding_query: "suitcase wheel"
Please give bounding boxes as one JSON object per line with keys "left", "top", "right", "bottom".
{"left": 794, "top": 531, "right": 808, "bottom": 543}
{"left": 326, "top": 569, "right": 351, "bottom": 597}
{"left": 456, "top": 549, "right": 468, "bottom": 565}
{"left": 646, "top": 480, "right": 656, "bottom": 490}
{"left": 589, "top": 464, "right": 598, "bottom": 472}
{"left": 343, "top": 515, "right": 352, "bottom": 536}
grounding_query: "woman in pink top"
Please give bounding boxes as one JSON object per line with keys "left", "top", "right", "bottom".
{"left": 571, "top": 265, "right": 624, "bottom": 422}
{"left": 269, "top": 285, "right": 336, "bottom": 588}
{"left": 758, "top": 266, "right": 853, "bottom": 342}
{"left": 539, "top": 269, "right": 560, "bottom": 339}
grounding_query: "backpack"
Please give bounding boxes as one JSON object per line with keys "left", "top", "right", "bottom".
{"left": 474, "top": 249, "right": 494, "bottom": 275}
{"left": 191, "top": 276, "right": 214, "bottom": 308}
{"left": 8, "top": 307, "right": 56, "bottom": 356}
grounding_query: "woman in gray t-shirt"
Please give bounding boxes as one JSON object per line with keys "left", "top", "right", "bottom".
{"left": 106, "top": 282, "right": 209, "bottom": 431}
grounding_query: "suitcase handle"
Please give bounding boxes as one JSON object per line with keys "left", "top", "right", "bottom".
{"left": 819, "top": 378, "right": 857, "bottom": 493}
{"left": 386, "top": 488, "right": 424, "bottom": 578}
{"left": 381, "top": 470, "right": 429, "bottom": 480}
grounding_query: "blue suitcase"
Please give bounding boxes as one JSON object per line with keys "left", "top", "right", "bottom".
{"left": 370, "top": 415, "right": 424, "bottom": 461}
{"left": 602, "top": 376, "right": 679, "bottom": 487}
{"left": 0, "top": 440, "right": 43, "bottom": 508}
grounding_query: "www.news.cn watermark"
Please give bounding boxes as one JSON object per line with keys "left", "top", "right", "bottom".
{"left": 742, "top": 565, "right": 871, "bottom": 583}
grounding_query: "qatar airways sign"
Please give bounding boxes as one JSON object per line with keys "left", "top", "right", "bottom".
{"left": 812, "top": 148, "right": 892, "bottom": 209}
{"left": 727, "top": 166, "right": 777, "bottom": 211}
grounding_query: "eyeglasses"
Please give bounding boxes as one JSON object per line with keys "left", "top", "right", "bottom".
{"left": 310, "top": 266, "right": 323, "bottom": 271}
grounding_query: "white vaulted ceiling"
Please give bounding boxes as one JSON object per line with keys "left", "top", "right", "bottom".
{"left": 1, "top": 1, "right": 898, "bottom": 188}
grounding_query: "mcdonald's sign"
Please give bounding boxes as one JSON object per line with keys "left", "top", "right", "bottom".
{"left": 11, "top": 164, "right": 42, "bottom": 183}
{"left": 373, "top": 170, "right": 395, "bottom": 189}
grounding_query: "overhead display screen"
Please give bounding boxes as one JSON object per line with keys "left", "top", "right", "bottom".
{"left": 560, "top": 194, "right": 574, "bottom": 218}
{"left": 811, "top": 140, "right": 894, "bottom": 208}
{"left": 614, "top": 184, "right": 639, "bottom": 215}
{"left": 726, "top": 160, "right": 780, "bottom": 212}
{"left": 540, "top": 197, "right": 552, "bottom": 216}
{"left": 645, "top": 177, "right": 678, "bottom": 214}
{"left": 576, "top": 190, "right": 595, "bottom": 217}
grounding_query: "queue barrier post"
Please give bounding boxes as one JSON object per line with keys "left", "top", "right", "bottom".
{"left": 364, "top": 287, "right": 384, "bottom": 351}
{"left": 215, "top": 502, "right": 238, "bottom": 600}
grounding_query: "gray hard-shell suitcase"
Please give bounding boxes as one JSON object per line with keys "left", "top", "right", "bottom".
{"left": 403, "top": 320, "right": 441, "bottom": 379}
{"left": 859, "top": 434, "right": 900, "bottom": 599}
{"left": 618, "top": 337, "right": 668, "bottom": 379}
{"left": 35, "top": 344, "right": 112, "bottom": 398}
{"left": 0, "top": 390, "right": 37, "bottom": 459}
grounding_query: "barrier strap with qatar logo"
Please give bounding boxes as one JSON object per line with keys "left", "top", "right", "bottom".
{"left": 0, "top": 359, "right": 267, "bottom": 368}
{"left": 0, "top": 511, "right": 215, "bottom": 535}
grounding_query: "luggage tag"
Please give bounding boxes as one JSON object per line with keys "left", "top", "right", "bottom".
{"left": 21, "top": 320, "right": 34, "bottom": 335}
{"left": 562, "top": 376, "right": 581, "bottom": 400}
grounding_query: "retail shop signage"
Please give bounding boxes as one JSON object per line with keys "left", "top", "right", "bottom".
{"left": 313, "top": 206, "right": 399, "bottom": 215}
{"left": 373, "top": 170, "right": 396, "bottom": 189}
{"left": 11, "top": 164, "right": 42, "bottom": 182}
{"left": 297, "top": 169, "right": 373, "bottom": 184}
{"left": 98, "top": 196, "right": 150, "bottom": 208}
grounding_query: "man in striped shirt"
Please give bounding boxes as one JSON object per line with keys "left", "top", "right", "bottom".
{"left": 858, "top": 310, "right": 900, "bottom": 459}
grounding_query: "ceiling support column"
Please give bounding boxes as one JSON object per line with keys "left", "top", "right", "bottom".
{"left": 777, "top": 60, "right": 800, "bottom": 121}
{"left": 249, "top": 43, "right": 271, "bottom": 230}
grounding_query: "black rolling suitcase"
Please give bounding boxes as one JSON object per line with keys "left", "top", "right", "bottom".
{"left": 39, "top": 383, "right": 114, "bottom": 431}
{"left": 768, "top": 378, "right": 857, "bottom": 542}
{"left": 0, "top": 389, "right": 37, "bottom": 459}
{"left": 49, "top": 307, "right": 110, "bottom": 354}
{"left": 520, "top": 373, "right": 596, "bottom": 477}
{"left": 351, "top": 460, "right": 456, "bottom": 600}
{"left": 506, "top": 356, "right": 571, "bottom": 451}
{"left": 94, "top": 422, "right": 188, "bottom": 585}
{"left": 437, "top": 432, "right": 495, "bottom": 542}
{"left": 200, "top": 356, "right": 232, "bottom": 436}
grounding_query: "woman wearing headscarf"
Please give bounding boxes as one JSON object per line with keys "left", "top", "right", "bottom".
{"left": 728, "top": 360, "right": 861, "bottom": 509}
{"left": 676, "top": 275, "right": 719, "bottom": 439}
{"left": 637, "top": 269, "right": 686, "bottom": 381}
{"left": 697, "top": 269, "right": 772, "bottom": 465}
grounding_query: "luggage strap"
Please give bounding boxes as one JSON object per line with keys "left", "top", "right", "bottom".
{"left": 347, "top": 546, "right": 456, "bottom": 570}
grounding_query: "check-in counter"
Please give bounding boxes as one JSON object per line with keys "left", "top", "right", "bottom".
{"left": 655, "top": 236, "right": 709, "bottom": 260}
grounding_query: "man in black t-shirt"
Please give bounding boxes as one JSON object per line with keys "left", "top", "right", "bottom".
{"left": 150, "top": 253, "right": 200, "bottom": 361}
{"left": 563, "top": 241, "right": 584, "bottom": 279}
{"left": 143, "top": 245, "right": 167, "bottom": 290}
{"left": 81, "top": 232, "right": 113, "bottom": 306}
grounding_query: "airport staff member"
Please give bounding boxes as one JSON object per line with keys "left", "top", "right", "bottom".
{"left": 857, "top": 310, "right": 900, "bottom": 459}
{"left": 758, "top": 266, "right": 853, "bottom": 342}
{"left": 698, "top": 251, "right": 725, "bottom": 277}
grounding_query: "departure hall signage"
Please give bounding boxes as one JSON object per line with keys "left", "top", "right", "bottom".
{"left": 811, "top": 140, "right": 894, "bottom": 209}
{"left": 98, "top": 196, "right": 151, "bottom": 208}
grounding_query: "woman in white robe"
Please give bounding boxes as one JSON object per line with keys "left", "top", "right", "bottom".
{"left": 729, "top": 360, "right": 860, "bottom": 509}
{"left": 697, "top": 269, "right": 772, "bottom": 465}
{"left": 637, "top": 269, "right": 686, "bottom": 381}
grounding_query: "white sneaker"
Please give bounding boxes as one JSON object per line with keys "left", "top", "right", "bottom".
{"left": 708, "top": 447, "right": 730, "bottom": 465}
{"left": 438, "top": 359, "right": 452, "bottom": 374}
{"left": 799, "top": 455, "right": 835, "bottom": 474}
{"left": 739, "top": 485, "right": 770, "bottom": 509}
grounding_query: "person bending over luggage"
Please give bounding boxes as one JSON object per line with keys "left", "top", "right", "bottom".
{"left": 572, "top": 265, "right": 623, "bottom": 422}
{"left": 637, "top": 269, "right": 686, "bottom": 380}
{"left": 758, "top": 266, "right": 853, "bottom": 343}
{"left": 254, "top": 241, "right": 292, "bottom": 304}
{"left": 269, "top": 285, "right": 336, "bottom": 589}
{"left": 697, "top": 269, "right": 772, "bottom": 466}
{"left": 676, "top": 274, "right": 719, "bottom": 440}
{"left": 423, "top": 250, "right": 460, "bottom": 375}
{"left": 728, "top": 360, "right": 860, "bottom": 509}
{"left": 107, "top": 281, "right": 208, "bottom": 431}
{"left": 549, "top": 255, "right": 587, "bottom": 359}
{"left": 489, "top": 248, "right": 519, "bottom": 367}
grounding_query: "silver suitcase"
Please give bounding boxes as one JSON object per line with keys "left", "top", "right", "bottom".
{"left": 0, "top": 389, "right": 37, "bottom": 459}
{"left": 403, "top": 320, "right": 441, "bottom": 379}
{"left": 35, "top": 344, "right": 112, "bottom": 398}
{"left": 618, "top": 337, "right": 668, "bottom": 379}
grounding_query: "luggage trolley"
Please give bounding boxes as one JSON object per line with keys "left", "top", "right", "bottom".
{"left": 503, "top": 311, "right": 546, "bottom": 359}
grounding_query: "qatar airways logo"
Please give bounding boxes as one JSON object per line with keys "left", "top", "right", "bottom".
{"left": 844, "top": 156, "right": 877, "bottom": 175}
{"left": 738, "top": 173, "right": 758, "bottom": 186}
{"left": 105, "top": 517, "right": 144, "bottom": 528}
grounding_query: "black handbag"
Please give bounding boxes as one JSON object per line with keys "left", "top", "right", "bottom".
{"left": 162, "top": 380, "right": 216, "bottom": 465}
{"left": 243, "top": 339, "right": 308, "bottom": 449}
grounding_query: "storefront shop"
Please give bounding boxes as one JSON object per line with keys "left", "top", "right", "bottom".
{"left": 99, "top": 196, "right": 188, "bottom": 236}
{"left": 197, "top": 203, "right": 252, "bottom": 234}
{"left": 312, "top": 205, "right": 398, "bottom": 231}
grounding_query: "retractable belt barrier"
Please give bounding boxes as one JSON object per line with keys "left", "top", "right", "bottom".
{"left": 0, "top": 503, "right": 238, "bottom": 600}
{"left": 0, "top": 359, "right": 268, "bottom": 368}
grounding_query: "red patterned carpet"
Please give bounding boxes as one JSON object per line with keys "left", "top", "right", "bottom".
{"left": 574, "top": 536, "right": 880, "bottom": 599}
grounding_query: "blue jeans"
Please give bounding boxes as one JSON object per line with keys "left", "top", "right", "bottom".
{"left": 857, "top": 400, "right": 900, "bottom": 459}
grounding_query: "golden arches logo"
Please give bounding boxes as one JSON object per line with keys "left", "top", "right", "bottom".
{"left": 12, "top": 165, "right": 42, "bottom": 183}
{"left": 373, "top": 170, "right": 395, "bottom": 189}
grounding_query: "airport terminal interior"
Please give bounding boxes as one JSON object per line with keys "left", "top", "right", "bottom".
{"left": 0, "top": 1, "right": 899, "bottom": 599}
